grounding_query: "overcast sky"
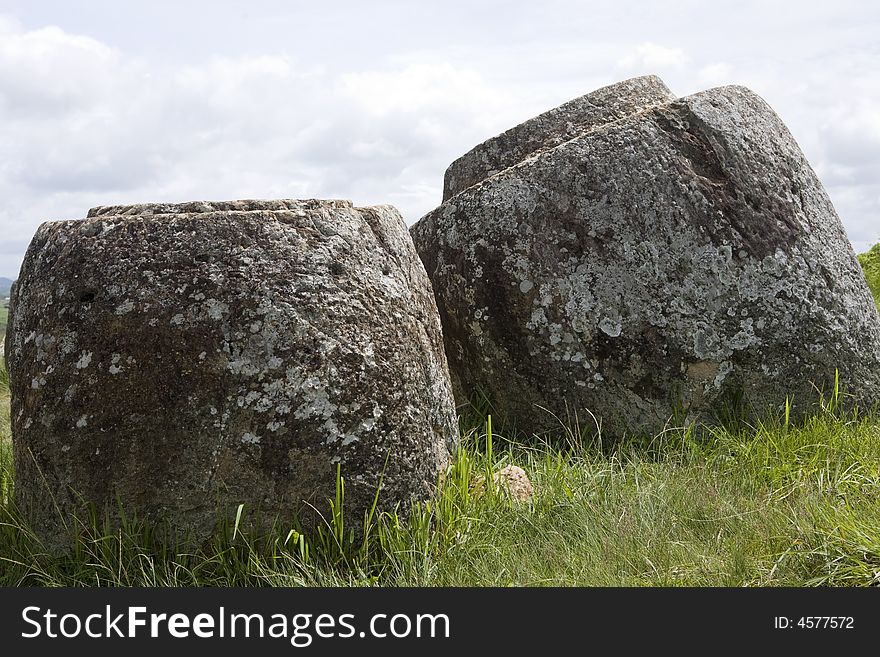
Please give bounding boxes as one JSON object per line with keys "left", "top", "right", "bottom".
{"left": 0, "top": 0, "right": 877, "bottom": 278}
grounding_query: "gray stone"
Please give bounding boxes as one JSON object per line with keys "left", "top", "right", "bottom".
{"left": 442, "top": 75, "right": 675, "bottom": 201}
{"left": 6, "top": 199, "right": 457, "bottom": 547}
{"left": 412, "top": 79, "right": 880, "bottom": 439}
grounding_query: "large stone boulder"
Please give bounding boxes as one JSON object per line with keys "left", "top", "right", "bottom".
{"left": 412, "top": 78, "right": 880, "bottom": 439}
{"left": 6, "top": 199, "right": 457, "bottom": 547}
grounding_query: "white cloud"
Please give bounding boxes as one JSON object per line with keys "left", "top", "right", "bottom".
{"left": 618, "top": 42, "right": 690, "bottom": 71}
{"left": 0, "top": 19, "right": 123, "bottom": 118}
{"left": 697, "top": 63, "right": 734, "bottom": 87}
{"left": 340, "top": 63, "right": 505, "bottom": 117}
{"left": 0, "top": 2, "right": 878, "bottom": 277}
{"left": 0, "top": 20, "right": 521, "bottom": 276}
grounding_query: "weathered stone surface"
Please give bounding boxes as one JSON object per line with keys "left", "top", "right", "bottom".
{"left": 6, "top": 199, "right": 457, "bottom": 547}
{"left": 442, "top": 75, "right": 675, "bottom": 201}
{"left": 413, "top": 80, "right": 880, "bottom": 439}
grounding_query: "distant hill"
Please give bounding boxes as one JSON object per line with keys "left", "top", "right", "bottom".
{"left": 0, "top": 278, "right": 12, "bottom": 299}
{"left": 858, "top": 244, "right": 880, "bottom": 308}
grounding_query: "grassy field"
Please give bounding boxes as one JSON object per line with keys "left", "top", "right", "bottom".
{"left": 1, "top": 355, "right": 879, "bottom": 587}
{"left": 0, "top": 251, "right": 878, "bottom": 587}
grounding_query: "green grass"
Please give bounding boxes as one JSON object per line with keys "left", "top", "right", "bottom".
{"left": 0, "top": 248, "right": 877, "bottom": 586}
{"left": 859, "top": 243, "right": 880, "bottom": 308}
{"left": 1, "top": 353, "right": 879, "bottom": 586}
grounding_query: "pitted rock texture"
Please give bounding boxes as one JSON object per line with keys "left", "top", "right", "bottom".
{"left": 442, "top": 75, "right": 675, "bottom": 201}
{"left": 6, "top": 199, "right": 457, "bottom": 547}
{"left": 412, "top": 81, "right": 880, "bottom": 439}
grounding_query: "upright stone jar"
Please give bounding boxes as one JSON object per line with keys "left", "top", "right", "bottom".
{"left": 6, "top": 199, "right": 457, "bottom": 548}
